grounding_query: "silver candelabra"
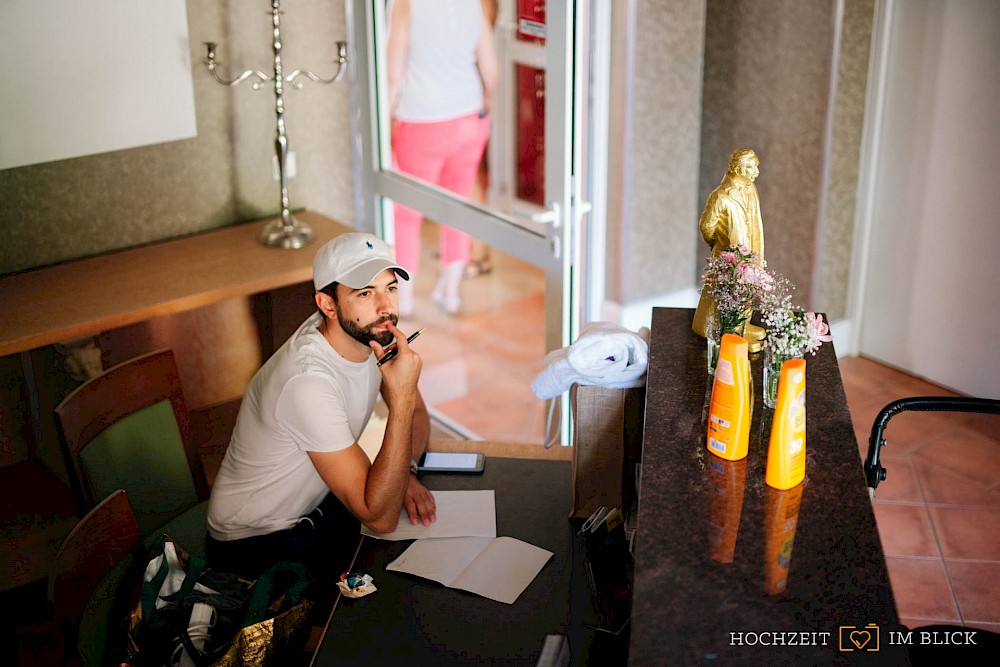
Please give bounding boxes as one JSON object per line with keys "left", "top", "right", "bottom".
{"left": 204, "top": 0, "right": 347, "bottom": 249}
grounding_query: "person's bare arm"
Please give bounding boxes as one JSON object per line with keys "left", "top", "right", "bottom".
{"left": 307, "top": 322, "right": 431, "bottom": 533}
{"left": 402, "top": 390, "right": 435, "bottom": 524}
{"left": 475, "top": 3, "right": 499, "bottom": 115}
{"left": 410, "top": 388, "right": 430, "bottom": 461}
{"left": 386, "top": 0, "right": 411, "bottom": 115}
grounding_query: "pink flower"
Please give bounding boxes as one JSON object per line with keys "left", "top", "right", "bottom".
{"left": 738, "top": 265, "right": 772, "bottom": 290}
{"left": 804, "top": 312, "right": 833, "bottom": 353}
{"left": 720, "top": 250, "right": 736, "bottom": 264}
{"left": 805, "top": 312, "right": 831, "bottom": 338}
{"left": 738, "top": 245, "right": 751, "bottom": 255}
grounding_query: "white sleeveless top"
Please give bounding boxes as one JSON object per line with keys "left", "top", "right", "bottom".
{"left": 393, "top": 0, "right": 485, "bottom": 122}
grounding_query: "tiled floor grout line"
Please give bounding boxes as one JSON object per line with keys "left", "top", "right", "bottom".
{"left": 940, "top": 558, "right": 967, "bottom": 625}
{"left": 904, "top": 447, "right": 968, "bottom": 624}
{"left": 884, "top": 554, "right": 949, "bottom": 562}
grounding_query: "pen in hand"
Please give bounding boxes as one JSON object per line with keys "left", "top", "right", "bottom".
{"left": 376, "top": 327, "right": 424, "bottom": 367}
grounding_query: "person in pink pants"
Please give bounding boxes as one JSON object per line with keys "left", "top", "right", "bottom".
{"left": 387, "top": 0, "right": 498, "bottom": 316}
{"left": 391, "top": 112, "right": 490, "bottom": 314}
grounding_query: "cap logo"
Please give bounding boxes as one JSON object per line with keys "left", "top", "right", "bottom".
{"left": 366, "top": 240, "right": 373, "bottom": 249}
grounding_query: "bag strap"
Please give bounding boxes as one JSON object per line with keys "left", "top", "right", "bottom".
{"left": 176, "top": 627, "right": 217, "bottom": 667}
{"left": 139, "top": 534, "right": 208, "bottom": 625}
{"left": 140, "top": 535, "right": 171, "bottom": 621}
{"left": 543, "top": 397, "right": 560, "bottom": 448}
{"left": 159, "top": 551, "right": 207, "bottom": 605}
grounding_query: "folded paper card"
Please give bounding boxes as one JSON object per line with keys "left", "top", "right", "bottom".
{"left": 361, "top": 490, "right": 497, "bottom": 540}
{"left": 387, "top": 535, "right": 553, "bottom": 604}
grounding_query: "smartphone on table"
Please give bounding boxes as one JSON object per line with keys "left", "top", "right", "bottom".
{"left": 417, "top": 451, "right": 485, "bottom": 474}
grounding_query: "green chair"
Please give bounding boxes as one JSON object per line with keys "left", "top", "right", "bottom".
{"left": 48, "top": 489, "right": 144, "bottom": 667}
{"left": 54, "top": 349, "right": 211, "bottom": 556}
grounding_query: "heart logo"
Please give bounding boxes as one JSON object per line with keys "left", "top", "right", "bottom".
{"left": 849, "top": 631, "right": 871, "bottom": 649}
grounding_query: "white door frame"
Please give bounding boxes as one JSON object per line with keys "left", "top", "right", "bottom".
{"left": 345, "top": 0, "right": 608, "bottom": 443}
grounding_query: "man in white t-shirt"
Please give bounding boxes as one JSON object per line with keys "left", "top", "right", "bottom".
{"left": 206, "top": 232, "right": 436, "bottom": 575}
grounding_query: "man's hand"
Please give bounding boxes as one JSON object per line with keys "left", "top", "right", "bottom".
{"left": 404, "top": 475, "right": 436, "bottom": 526}
{"left": 370, "top": 323, "right": 422, "bottom": 411}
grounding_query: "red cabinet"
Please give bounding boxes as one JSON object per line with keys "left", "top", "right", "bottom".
{"left": 516, "top": 64, "right": 545, "bottom": 206}
{"left": 517, "top": 0, "right": 546, "bottom": 44}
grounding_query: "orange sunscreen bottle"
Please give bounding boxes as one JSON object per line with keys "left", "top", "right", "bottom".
{"left": 706, "top": 333, "right": 751, "bottom": 461}
{"left": 765, "top": 358, "right": 807, "bottom": 489}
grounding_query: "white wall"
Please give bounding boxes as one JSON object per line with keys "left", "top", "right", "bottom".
{"left": 0, "top": 0, "right": 196, "bottom": 170}
{"left": 856, "top": 0, "right": 1000, "bottom": 398}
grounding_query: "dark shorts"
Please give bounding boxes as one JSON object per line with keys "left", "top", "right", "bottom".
{"left": 206, "top": 493, "right": 361, "bottom": 578}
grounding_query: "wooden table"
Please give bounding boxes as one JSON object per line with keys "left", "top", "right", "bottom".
{"left": 629, "top": 308, "right": 909, "bottom": 665}
{"left": 0, "top": 211, "right": 352, "bottom": 356}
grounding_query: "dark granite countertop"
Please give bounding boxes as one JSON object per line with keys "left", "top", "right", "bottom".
{"left": 629, "top": 308, "right": 909, "bottom": 665}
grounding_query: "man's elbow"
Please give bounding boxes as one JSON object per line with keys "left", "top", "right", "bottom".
{"left": 363, "top": 512, "right": 401, "bottom": 535}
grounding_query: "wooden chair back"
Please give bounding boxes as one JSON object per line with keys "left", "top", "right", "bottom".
{"left": 54, "top": 348, "right": 210, "bottom": 519}
{"left": 48, "top": 489, "right": 143, "bottom": 664}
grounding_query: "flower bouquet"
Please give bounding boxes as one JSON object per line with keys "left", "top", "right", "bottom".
{"left": 760, "top": 297, "right": 833, "bottom": 407}
{"left": 701, "top": 246, "right": 789, "bottom": 372}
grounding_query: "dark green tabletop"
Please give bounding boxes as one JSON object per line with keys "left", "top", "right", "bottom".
{"left": 312, "top": 457, "right": 627, "bottom": 666}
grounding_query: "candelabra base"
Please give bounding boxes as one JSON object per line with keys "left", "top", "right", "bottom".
{"left": 257, "top": 214, "right": 315, "bottom": 249}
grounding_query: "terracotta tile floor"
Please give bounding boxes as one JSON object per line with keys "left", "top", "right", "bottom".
{"left": 839, "top": 356, "right": 1000, "bottom": 633}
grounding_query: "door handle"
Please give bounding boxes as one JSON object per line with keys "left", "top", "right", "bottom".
{"left": 529, "top": 202, "right": 560, "bottom": 225}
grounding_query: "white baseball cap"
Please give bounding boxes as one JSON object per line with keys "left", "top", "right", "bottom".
{"left": 313, "top": 233, "right": 410, "bottom": 291}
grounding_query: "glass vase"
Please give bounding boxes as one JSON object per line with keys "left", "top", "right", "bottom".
{"left": 707, "top": 310, "right": 748, "bottom": 376}
{"left": 763, "top": 348, "right": 802, "bottom": 408}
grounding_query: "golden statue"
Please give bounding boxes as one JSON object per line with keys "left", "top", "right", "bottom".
{"left": 692, "top": 148, "right": 767, "bottom": 348}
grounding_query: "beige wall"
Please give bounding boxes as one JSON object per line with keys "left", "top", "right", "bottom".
{"left": 610, "top": 0, "right": 873, "bottom": 321}
{"left": 606, "top": 0, "right": 707, "bottom": 304}
{"left": 819, "top": 0, "right": 875, "bottom": 320}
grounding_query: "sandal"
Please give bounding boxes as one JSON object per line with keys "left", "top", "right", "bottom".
{"left": 464, "top": 259, "right": 493, "bottom": 279}
{"left": 431, "top": 289, "right": 461, "bottom": 315}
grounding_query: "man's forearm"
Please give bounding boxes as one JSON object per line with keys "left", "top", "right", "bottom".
{"left": 363, "top": 401, "right": 415, "bottom": 532}
{"left": 410, "top": 392, "right": 430, "bottom": 460}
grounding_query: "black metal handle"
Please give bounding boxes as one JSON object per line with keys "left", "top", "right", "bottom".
{"left": 864, "top": 396, "right": 1000, "bottom": 492}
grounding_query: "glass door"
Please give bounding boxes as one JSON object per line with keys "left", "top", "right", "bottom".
{"left": 347, "top": 0, "right": 605, "bottom": 444}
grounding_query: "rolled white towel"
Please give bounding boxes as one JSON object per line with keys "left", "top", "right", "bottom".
{"left": 531, "top": 322, "right": 650, "bottom": 399}
{"left": 567, "top": 322, "right": 649, "bottom": 388}
{"left": 530, "top": 347, "right": 575, "bottom": 400}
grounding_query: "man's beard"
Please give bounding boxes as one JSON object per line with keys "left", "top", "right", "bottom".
{"left": 337, "top": 312, "right": 398, "bottom": 348}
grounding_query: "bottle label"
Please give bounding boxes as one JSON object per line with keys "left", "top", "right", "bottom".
{"left": 710, "top": 414, "right": 731, "bottom": 428}
{"left": 708, "top": 437, "right": 727, "bottom": 455}
{"left": 715, "top": 358, "right": 735, "bottom": 385}
{"left": 792, "top": 389, "right": 806, "bottom": 431}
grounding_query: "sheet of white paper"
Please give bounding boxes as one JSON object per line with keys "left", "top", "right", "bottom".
{"left": 386, "top": 536, "right": 494, "bottom": 584}
{"left": 361, "top": 490, "right": 497, "bottom": 540}
{"left": 386, "top": 535, "right": 554, "bottom": 605}
{"left": 450, "top": 536, "right": 554, "bottom": 604}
